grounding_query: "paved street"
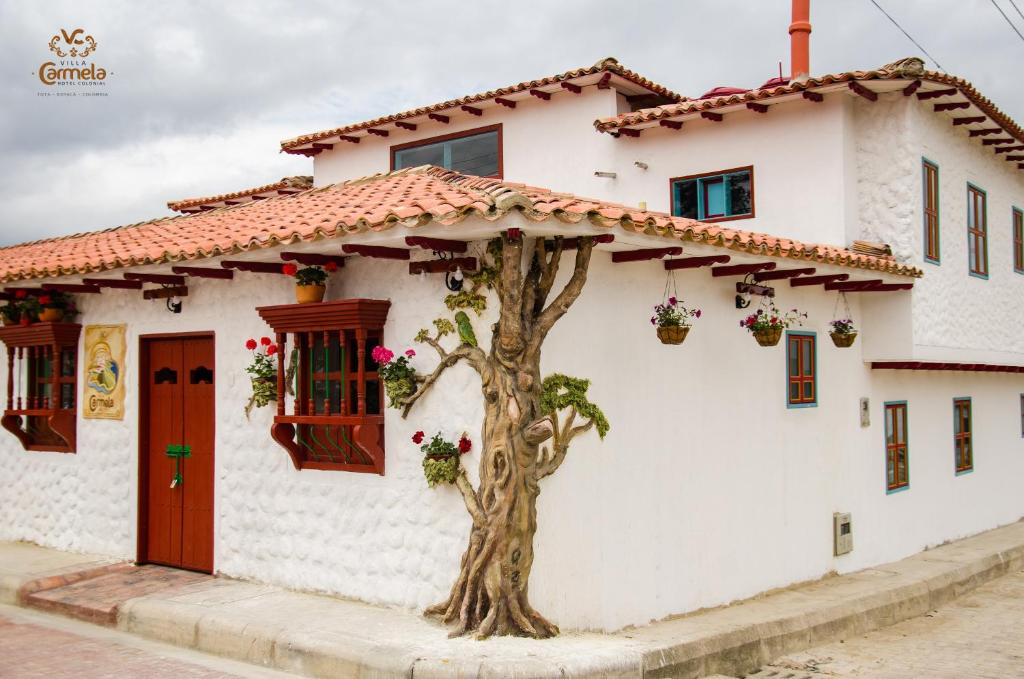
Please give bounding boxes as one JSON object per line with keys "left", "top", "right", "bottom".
{"left": 0, "top": 604, "right": 299, "bottom": 679}
{"left": 740, "top": 568, "right": 1024, "bottom": 679}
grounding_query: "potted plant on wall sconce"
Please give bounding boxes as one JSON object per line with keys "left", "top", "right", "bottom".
{"left": 652, "top": 296, "right": 701, "bottom": 345}
{"left": 739, "top": 300, "right": 807, "bottom": 347}
{"left": 283, "top": 262, "right": 337, "bottom": 304}
{"left": 244, "top": 336, "right": 278, "bottom": 416}
{"left": 373, "top": 345, "right": 418, "bottom": 408}
{"left": 14, "top": 294, "right": 41, "bottom": 326}
{"left": 1, "top": 303, "right": 20, "bottom": 326}
{"left": 414, "top": 429, "right": 472, "bottom": 487}
{"left": 37, "top": 291, "right": 76, "bottom": 323}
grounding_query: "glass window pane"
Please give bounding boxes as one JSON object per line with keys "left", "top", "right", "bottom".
{"left": 885, "top": 408, "right": 894, "bottom": 444}
{"left": 449, "top": 131, "right": 498, "bottom": 176}
{"left": 802, "top": 340, "right": 813, "bottom": 373}
{"left": 673, "top": 180, "right": 698, "bottom": 219}
{"left": 394, "top": 142, "right": 445, "bottom": 170}
{"left": 789, "top": 382, "right": 800, "bottom": 401}
{"left": 61, "top": 349, "right": 76, "bottom": 377}
{"left": 704, "top": 178, "right": 726, "bottom": 217}
{"left": 788, "top": 339, "right": 799, "bottom": 376}
{"left": 727, "top": 172, "right": 752, "bottom": 216}
{"left": 60, "top": 383, "right": 74, "bottom": 410}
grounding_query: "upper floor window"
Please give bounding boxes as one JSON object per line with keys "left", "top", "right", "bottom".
{"left": 967, "top": 184, "right": 988, "bottom": 278}
{"left": 1013, "top": 207, "right": 1023, "bottom": 274}
{"left": 786, "top": 331, "right": 816, "bottom": 408}
{"left": 922, "top": 159, "right": 940, "bottom": 263}
{"left": 953, "top": 397, "right": 973, "bottom": 474}
{"left": 885, "top": 401, "right": 909, "bottom": 492}
{"left": 391, "top": 125, "right": 501, "bottom": 178}
{"left": 671, "top": 166, "right": 753, "bottom": 222}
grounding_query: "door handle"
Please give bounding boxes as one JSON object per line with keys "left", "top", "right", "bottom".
{"left": 165, "top": 444, "right": 191, "bottom": 489}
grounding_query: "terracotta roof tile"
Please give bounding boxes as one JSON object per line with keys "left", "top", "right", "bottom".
{"left": 0, "top": 166, "right": 922, "bottom": 282}
{"left": 167, "top": 176, "right": 313, "bottom": 212}
{"left": 595, "top": 57, "right": 1024, "bottom": 147}
{"left": 280, "top": 58, "right": 684, "bottom": 152}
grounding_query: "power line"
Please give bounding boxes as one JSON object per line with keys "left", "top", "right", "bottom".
{"left": 989, "top": 0, "right": 1024, "bottom": 44}
{"left": 867, "top": 0, "right": 945, "bottom": 71}
{"left": 1010, "top": 0, "right": 1024, "bottom": 24}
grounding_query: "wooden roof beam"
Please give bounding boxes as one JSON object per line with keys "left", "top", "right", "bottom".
{"left": 219, "top": 261, "right": 288, "bottom": 274}
{"left": 982, "top": 138, "right": 1015, "bottom": 145}
{"left": 395, "top": 121, "right": 417, "bottom": 131}
{"left": 494, "top": 97, "right": 516, "bottom": 109}
{"left": 746, "top": 102, "right": 769, "bottom": 113}
{"left": 618, "top": 128, "right": 641, "bottom": 138}
{"left": 790, "top": 273, "right": 849, "bottom": 287}
{"left": 596, "top": 72, "right": 612, "bottom": 89}
{"left": 171, "top": 266, "right": 235, "bottom": 279}
{"left": 41, "top": 283, "right": 101, "bottom": 293}
{"left": 969, "top": 128, "right": 1002, "bottom": 136}
{"left": 461, "top": 105, "right": 483, "bottom": 116}
{"left": 546, "top": 234, "right": 614, "bottom": 250}
{"left": 428, "top": 113, "right": 450, "bottom": 124}
{"left": 664, "top": 255, "right": 731, "bottom": 270}
{"left": 404, "top": 236, "right": 468, "bottom": 253}
{"left": 659, "top": 119, "right": 684, "bottom": 130}
{"left": 701, "top": 111, "right": 723, "bottom": 122}
{"left": 409, "top": 257, "right": 477, "bottom": 275}
{"left": 529, "top": 89, "right": 551, "bottom": 100}
{"left": 953, "top": 116, "right": 986, "bottom": 126}
{"left": 342, "top": 244, "right": 410, "bottom": 260}
{"left": 902, "top": 80, "right": 922, "bottom": 96}
{"left": 848, "top": 82, "right": 877, "bottom": 101}
{"left": 917, "top": 88, "right": 958, "bottom": 100}
{"left": 752, "top": 267, "right": 816, "bottom": 282}
{"left": 825, "top": 282, "right": 913, "bottom": 292}
{"left": 123, "top": 272, "right": 185, "bottom": 285}
{"left": 311, "top": 143, "right": 333, "bottom": 151}
{"left": 711, "top": 262, "right": 776, "bottom": 277}
{"left": 560, "top": 82, "right": 582, "bottom": 94}
{"left": 280, "top": 252, "right": 347, "bottom": 267}
{"left": 611, "top": 247, "right": 682, "bottom": 263}
{"left": 934, "top": 101, "right": 969, "bottom": 112}
{"left": 994, "top": 145, "right": 1024, "bottom": 154}
{"left": 82, "top": 278, "right": 143, "bottom": 290}
{"left": 143, "top": 286, "right": 188, "bottom": 301}
{"left": 366, "top": 128, "right": 389, "bottom": 137}
{"left": 802, "top": 90, "right": 823, "bottom": 103}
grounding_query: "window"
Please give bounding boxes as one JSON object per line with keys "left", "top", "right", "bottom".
{"left": 671, "top": 166, "right": 753, "bottom": 222}
{"left": 953, "top": 398, "right": 973, "bottom": 474}
{"left": 257, "top": 299, "right": 390, "bottom": 474}
{"left": 786, "top": 331, "right": 816, "bottom": 408}
{"left": 885, "top": 402, "right": 909, "bottom": 492}
{"left": 0, "top": 322, "right": 80, "bottom": 452}
{"left": 922, "top": 160, "right": 940, "bottom": 263}
{"left": 1013, "top": 208, "right": 1023, "bottom": 274}
{"left": 391, "top": 125, "right": 501, "bottom": 177}
{"left": 1020, "top": 393, "right": 1023, "bottom": 438}
{"left": 967, "top": 185, "right": 988, "bottom": 278}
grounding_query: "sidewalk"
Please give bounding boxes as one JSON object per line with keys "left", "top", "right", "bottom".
{"left": 2, "top": 520, "right": 1023, "bottom": 679}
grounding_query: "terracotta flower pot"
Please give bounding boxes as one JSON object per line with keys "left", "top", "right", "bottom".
{"left": 830, "top": 331, "right": 857, "bottom": 348}
{"left": 39, "top": 307, "right": 63, "bottom": 323}
{"left": 752, "top": 327, "right": 783, "bottom": 347}
{"left": 295, "top": 284, "right": 326, "bottom": 304}
{"left": 656, "top": 325, "right": 690, "bottom": 345}
{"left": 2, "top": 317, "right": 18, "bottom": 326}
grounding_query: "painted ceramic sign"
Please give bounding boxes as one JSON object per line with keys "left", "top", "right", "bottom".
{"left": 83, "top": 324, "right": 125, "bottom": 419}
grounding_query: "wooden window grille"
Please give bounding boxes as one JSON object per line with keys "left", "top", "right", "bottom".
{"left": 884, "top": 402, "right": 909, "bottom": 491}
{"left": 0, "top": 322, "right": 80, "bottom": 452}
{"left": 922, "top": 160, "right": 940, "bottom": 263}
{"left": 786, "top": 332, "right": 816, "bottom": 407}
{"left": 953, "top": 398, "right": 973, "bottom": 473}
{"left": 256, "top": 299, "right": 390, "bottom": 474}
{"left": 967, "top": 185, "right": 988, "bottom": 277}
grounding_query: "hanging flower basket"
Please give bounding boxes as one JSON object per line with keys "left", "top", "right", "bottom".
{"left": 244, "top": 337, "right": 279, "bottom": 416}
{"left": 250, "top": 376, "right": 277, "bottom": 403}
{"left": 415, "top": 430, "right": 472, "bottom": 487}
{"left": 373, "top": 346, "right": 419, "bottom": 408}
{"left": 656, "top": 326, "right": 690, "bottom": 345}
{"left": 753, "top": 327, "right": 783, "bottom": 347}
{"left": 830, "top": 332, "right": 858, "bottom": 348}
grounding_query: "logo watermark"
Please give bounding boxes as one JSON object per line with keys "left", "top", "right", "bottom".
{"left": 36, "top": 28, "right": 112, "bottom": 96}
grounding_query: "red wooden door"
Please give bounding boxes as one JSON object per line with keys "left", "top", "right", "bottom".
{"left": 141, "top": 336, "right": 215, "bottom": 573}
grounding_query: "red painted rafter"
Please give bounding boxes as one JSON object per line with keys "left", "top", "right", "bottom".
{"left": 934, "top": 102, "right": 970, "bottom": 112}
{"left": 618, "top": 128, "right": 641, "bottom": 138}
{"left": 826, "top": 282, "right": 913, "bottom": 292}
{"left": 170, "top": 266, "right": 234, "bottom": 279}
{"left": 219, "top": 261, "right": 288, "bottom": 274}
{"left": 902, "top": 80, "right": 922, "bottom": 96}
{"left": 872, "top": 361, "right": 1024, "bottom": 373}
{"left": 596, "top": 73, "right": 612, "bottom": 89}
{"left": 994, "top": 145, "right": 1024, "bottom": 154}
{"left": 660, "top": 119, "right": 684, "bottom": 130}
{"left": 663, "top": 255, "right": 731, "bottom": 270}
{"left": 969, "top": 128, "right": 1002, "bottom": 137}
{"left": 746, "top": 102, "right": 769, "bottom": 113}
{"left": 953, "top": 117, "right": 986, "bottom": 126}
{"left": 143, "top": 285, "right": 188, "bottom": 301}
{"left": 395, "top": 121, "right": 417, "bottom": 131}
{"left": 123, "top": 272, "right": 185, "bottom": 285}
{"left": 409, "top": 257, "right": 477, "bottom": 275}
{"left": 428, "top": 113, "right": 450, "bottom": 124}
{"left": 701, "top": 111, "right": 723, "bottom": 122}
{"left": 561, "top": 82, "right": 582, "bottom": 94}
{"left": 342, "top": 244, "right": 410, "bottom": 260}
{"left": 82, "top": 278, "right": 143, "bottom": 290}
{"left": 711, "top": 262, "right": 776, "bottom": 277}
{"left": 545, "top": 234, "right": 615, "bottom": 251}
{"left": 494, "top": 97, "right": 516, "bottom": 109}
{"left": 916, "top": 88, "right": 958, "bottom": 100}
{"left": 790, "top": 273, "right": 849, "bottom": 287}
{"left": 752, "top": 267, "right": 816, "bottom": 281}
{"left": 311, "top": 143, "right": 333, "bottom": 151}
{"left": 461, "top": 105, "right": 483, "bottom": 116}
{"left": 367, "top": 128, "right": 389, "bottom": 137}
{"left": 41, "top": 283, "right": 101, "bottom": 293}
{"left": 404, "top": 236, "right": 468, "bottom": 253}
{"left": 982, "top": 138, "right": 1015, "bottom": 145}
{"left": 802, "top": 90, "right": 823, "bottom": 103}
{"left": 280, "top": 252, "right": 347, "bottom": 266}
{"left": 338, "top": 135, "right": 360, "bottom": 144}
{"left": 1005, "top": 155, "right": 1024, "bottom": 162}
{"left": 611, "top": 247, "right": 682, "bottom": 263}
{"left": 529, "top": 89, "right": 551, "bottom": 100}
{"left": 848, "top": 81, "right": 877, "bottom": 101}
{"left": 823, "top": 279, "right": 883, "bottom": 291}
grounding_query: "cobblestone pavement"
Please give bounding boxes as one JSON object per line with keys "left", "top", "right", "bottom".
{"left": 0, "top": 604, "right": 298, "bottom": 679}
{"left": 738, "top": 568, "right": 1024, "bottom": 679}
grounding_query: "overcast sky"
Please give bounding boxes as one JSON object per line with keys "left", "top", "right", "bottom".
{"left": 1, "top": 0, "right": 1022, "bottom": 246}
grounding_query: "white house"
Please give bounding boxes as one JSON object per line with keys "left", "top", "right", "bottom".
{"left": 1, "top": 3, "right": 1021, "bottom": 635}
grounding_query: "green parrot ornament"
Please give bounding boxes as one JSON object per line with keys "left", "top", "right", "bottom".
{"left": 455, "top": 311, "right": 478, "bottom": 347}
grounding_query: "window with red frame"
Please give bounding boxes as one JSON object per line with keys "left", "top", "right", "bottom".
{"left": 967, "top": 185, "right": 988, "bottom": 277}
{"left": 786, "top": 332, "right": 816, "bottom": 407}
{"left": 953, "top": 398, "right": 973, "bottom": 473}
{"left": 1013, "top": 207, "right": 1023, "bottom": 274}
{"left": 922, "top": 160, "right": 940, "bottom": 263}
{"left": 885, "top": 402, "right": 909, "bottom": 491}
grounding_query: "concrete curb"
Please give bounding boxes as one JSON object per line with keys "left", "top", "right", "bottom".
{"left": 5, "top": 521, "right": 1024, "bottom": 679}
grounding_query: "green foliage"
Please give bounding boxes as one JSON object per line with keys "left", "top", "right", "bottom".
{"left": 423, "top": 455, "right": 460, "bottom": 486}
{"left": 0, "top": 304, "right": 19, "bottom": 322}
{"left": 455, "top": 311, "right": 477, "bottom": 347}
{"left": 384, "top": 376, "right": 415, "bottom": 408}
{"left": 540, "top": 374, "right": 610, "bottom": 439}
{"left": 294, "top": 265, "right": 328, "bottom": 286}
{"left": 444, "top": 290, "right": 488, "bottom": 315}
{"left": 249, "top": 378, "right": 277, "bottom": 408}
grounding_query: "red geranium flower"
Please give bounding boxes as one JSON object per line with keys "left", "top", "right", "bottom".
{"left": 14, "top": 290, "right": 26, "bottom": 299}
{"left": 38, "top": 295, "right": 51, "bottom": 305}
{"left": 324, "top": 261, "right": 338, "bottom": 272}
{"left": 267, "top": 344, "right": 278, "bottom": 355}
{"left": 19, "top": 317, "right": 29, "bottom": 326}
{"left": 412, "top": 431, "right": 425, "bottom": 444}
{"left": 458, "top": 435, "right": 472, "bottom": 454}
{"left": 260, "top": 336, "right": 272, "bottom": 346}
{"left": 282, "top": 263, "right": 298, "bottom": 276}
{"left": 245, "top": 338, "right": 258, "bottom": 350}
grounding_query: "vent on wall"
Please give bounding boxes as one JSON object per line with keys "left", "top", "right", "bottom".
{"left": 834, "top": 512, "right": 853, "bottom": 556}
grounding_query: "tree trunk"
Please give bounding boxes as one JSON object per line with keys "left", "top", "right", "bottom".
{"left": 424, "top": 361, "right": 559, "bottom": 639}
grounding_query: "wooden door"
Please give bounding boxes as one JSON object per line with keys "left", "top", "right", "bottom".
{"left": 140, "top": 335, "right": 215, "bottom": 573}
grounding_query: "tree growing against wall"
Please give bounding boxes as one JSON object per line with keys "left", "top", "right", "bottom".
{"left": 397, "top": 232, "right": 607, "bottom": 639}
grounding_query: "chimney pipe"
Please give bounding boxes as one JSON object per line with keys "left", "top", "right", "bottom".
{"left": 789, "top": 0, "right": 811, "bottom": 81}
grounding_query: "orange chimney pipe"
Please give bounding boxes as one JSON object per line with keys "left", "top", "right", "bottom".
{"left": 789, "top": 0, "right": 811, "bottom": 80}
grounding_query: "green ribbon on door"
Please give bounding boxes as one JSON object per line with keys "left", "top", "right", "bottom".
{"left": 166, "top": 444, "right": 191, "bottom": 488}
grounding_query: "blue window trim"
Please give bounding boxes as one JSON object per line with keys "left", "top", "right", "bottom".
{"left": 884, "top": 400, "right": 910, "bottom": 494}
{"left": 669, "top": 166, "right": 754, "bottom": 223}
{"left": 785, "top": 330, "right": 817, "bottom": 409}
{"left": 1013, "top": 207, "right": 1024, "bottom": 275}
{"left": 967, "top": 183, "right": 989, "bottom": 280}
{"left": 922, "top": 158, "right": 940, "bottom": 265}
{"left": 953, "top": 396, "right": 974, "bottom": 475}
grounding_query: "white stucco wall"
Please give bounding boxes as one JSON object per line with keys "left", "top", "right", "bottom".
{"left": 2, "top": 220, "right": 1022, "bottom": 632}
{"left": 853, "top": 93, "right": 1024, "bottom": 362}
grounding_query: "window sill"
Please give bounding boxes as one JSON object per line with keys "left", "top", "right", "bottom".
{"left": 956, "top": 467, "right": 974, "bottom": 476}
{"left": 886, "top": 483, "right": 910, "bottom": 495}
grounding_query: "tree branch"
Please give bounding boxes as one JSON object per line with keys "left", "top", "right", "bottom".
{"left": 496, "top": 232, "right": 527, "bottom": 360}
{"left": 529, "top": 237, "right": 594, "bottom": 354}
{"left": 400, "top": 345, "right": 485, "bottom": 417}
{"left": 536, "top": 407, "right": 598, "bottom": 480}
{"left": 455, "top": 466, "right": 486, "bottom": 527}
{"left": 535, "top": 237, "right": 563, "bottom": 316}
